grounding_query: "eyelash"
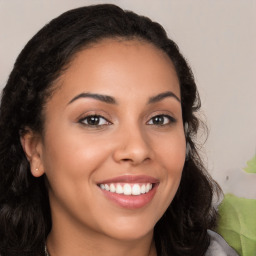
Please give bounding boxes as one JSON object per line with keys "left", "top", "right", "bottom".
{"left": 79, "top": 114, "right": 176, "bottom": 127}
{"left": 147, "top": 114, "right": 176, "bottom": 126}
{"left": 79, "top": 115, "right": 111, "bottom": 127}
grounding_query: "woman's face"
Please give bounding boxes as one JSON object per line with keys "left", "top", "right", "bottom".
{"left": 36, "top": 39, "right": 186, "bottom": 241}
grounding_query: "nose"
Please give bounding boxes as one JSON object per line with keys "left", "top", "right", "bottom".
{"left": 113, "top": 125, "right": 152, "bottom": 165}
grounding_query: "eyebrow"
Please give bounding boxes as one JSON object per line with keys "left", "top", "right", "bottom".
{"left": 148, "top": 91, "right": 181, "bottom": 104}
{"left": 68, "top": 90, "right": 180, "bottom": 106}
{"left": 68, "top": 93, "right": 117, "bottom": 105}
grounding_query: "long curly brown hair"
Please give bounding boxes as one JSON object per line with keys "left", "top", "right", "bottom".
{"left": 0, "top": 4, "right": 220, "bottom": 256}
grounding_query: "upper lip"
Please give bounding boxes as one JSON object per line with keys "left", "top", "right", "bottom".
{"left": 97, "top": 175, "right": 159, "bottom": 184}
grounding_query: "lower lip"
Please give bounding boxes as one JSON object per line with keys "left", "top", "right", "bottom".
{"left": 99, "top": 184, "right": 158, "bottom": 209}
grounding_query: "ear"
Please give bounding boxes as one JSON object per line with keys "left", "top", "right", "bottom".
{"left": 20, "top": 129, "right": 45, "bottom": 177}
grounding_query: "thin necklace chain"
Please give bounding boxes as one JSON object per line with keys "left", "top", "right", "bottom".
{"left": 44, "top": 244, "right": 154, "bottom": 256}
{"left": 44, "top": 244, "right": 50, "bottom": 256}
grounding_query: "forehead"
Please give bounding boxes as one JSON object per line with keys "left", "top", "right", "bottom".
{"left": 52, "top": 38, "right": 180, "bottom": 102}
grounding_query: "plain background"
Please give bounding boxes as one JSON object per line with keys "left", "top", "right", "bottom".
{"left": 0, "top": 0, "right": 256, "bottom": 196}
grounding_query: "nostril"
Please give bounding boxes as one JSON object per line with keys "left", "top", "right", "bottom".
{"left": 112, "top": 135, "right": 152, "bottom": 165}
{"left": 120, "top": 156, "right": 151, "bottom": 164}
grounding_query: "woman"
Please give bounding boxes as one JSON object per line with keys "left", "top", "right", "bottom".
{"left": 0, "top": 4, "right": 238, "bottom": 256}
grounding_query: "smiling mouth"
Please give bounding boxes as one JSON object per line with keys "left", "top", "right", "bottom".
{"left": 99, "top": 183, "right": 154, "bottom": 196}
{"left": 97, "top": 175, "right": 159, "bottom": 208}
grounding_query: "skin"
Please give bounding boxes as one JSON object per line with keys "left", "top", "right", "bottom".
{"left": 21, "top": 39, "right": 186, "bottom": 256}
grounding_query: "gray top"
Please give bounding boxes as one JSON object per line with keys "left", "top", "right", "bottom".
{"left": 206, "top": 230, "right": 239, "bottom": 256}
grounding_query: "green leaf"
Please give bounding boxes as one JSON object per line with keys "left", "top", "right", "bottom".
{"left": 244, "top": 155, "right": 256, "bottom": 173}
{"left": 217, "top": 194, "right": 256, "bottom": 256}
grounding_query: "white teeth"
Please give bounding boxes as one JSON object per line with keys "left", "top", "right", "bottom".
{"left": 141, "top": 184, "right": 146, "bottom": 194}
{"left": 99, "top": 183, "right": 154, "bottom": 196}
{"left": 110, "top": 184, "right": 115, "bottom": 192}
{"left": 146, "top": 184, "right": 152, "bottom": 192}
{"left": 123, "top": 184, "right": 132, "bottom": 195}
{"left": 132, "top": 184, "right": 140, "bottom": 195}
{"left": 116, "top": 184, "right": 123, "bottom": 194}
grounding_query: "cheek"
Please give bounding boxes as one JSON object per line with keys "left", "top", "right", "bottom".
{"left": 41, "top": 128, "right": 112, "bottom": 183}
{"left": 40, "top": 128, "right": 114, "bottom": 219}
{"left": 153, "top": 131, "right": 186, "bottom": 172}
{"left": 152, "top": 131, "right": 186, "bottom": 201}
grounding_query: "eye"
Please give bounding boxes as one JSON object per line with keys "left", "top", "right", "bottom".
{"left": 147, "top": 115, "right": 176, "bottom": 126}
{"left": 79, "top": 115, "right": 111, "bottom": 126}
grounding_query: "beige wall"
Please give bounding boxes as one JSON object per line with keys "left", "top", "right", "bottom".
{"left": 1, "top": 0, "right": 256, "bottom": 194}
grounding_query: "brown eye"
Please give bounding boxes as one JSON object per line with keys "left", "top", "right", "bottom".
{"left": 147, "top": 115, "right": 176, "bottom": 126}
{"left": 152, "top": 116, "right": 165, "bottom": 125}
{"left": 80, "top": 115, "right": 110, "bottom": 126}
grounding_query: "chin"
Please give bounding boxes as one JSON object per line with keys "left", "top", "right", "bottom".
{"left": 99, "top": 215, "right": 156, "bottom": 241}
